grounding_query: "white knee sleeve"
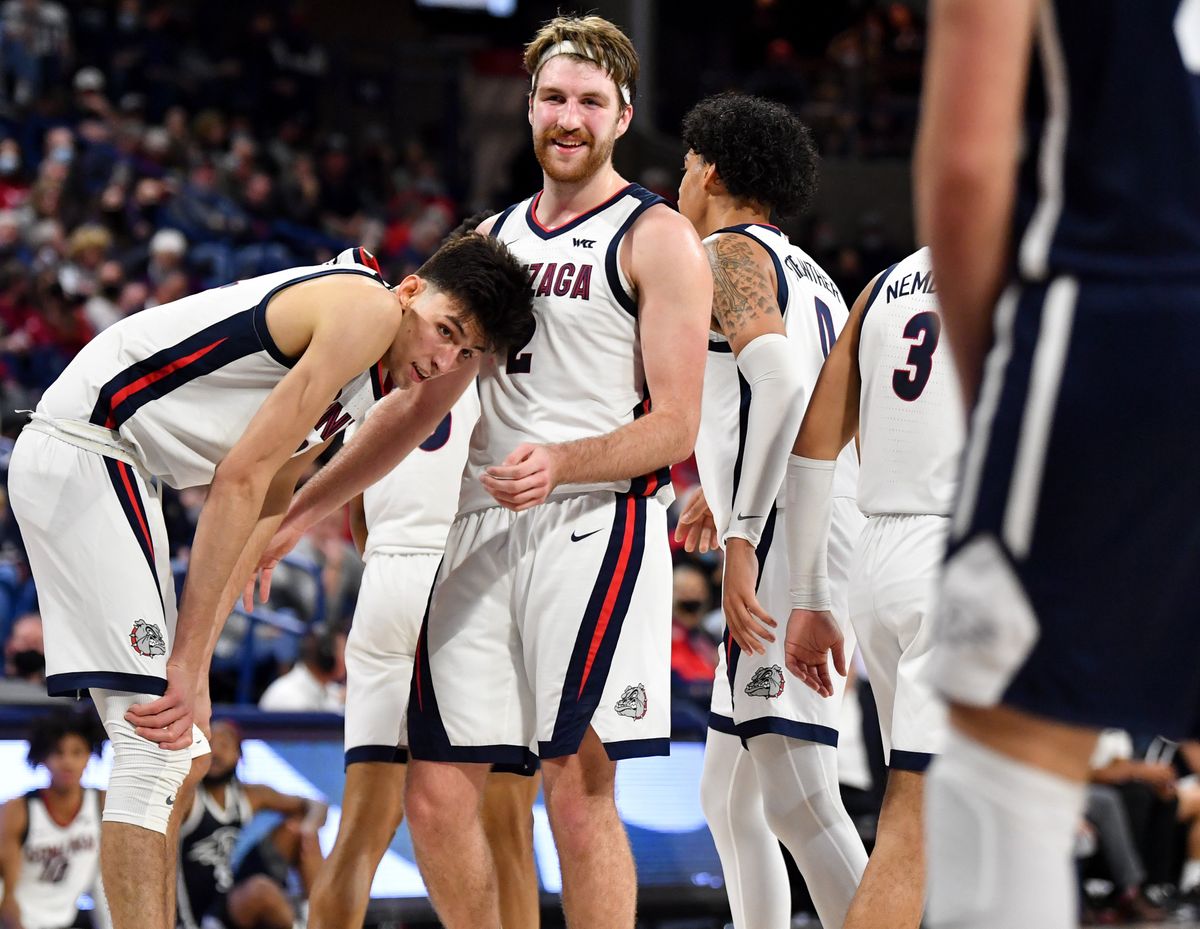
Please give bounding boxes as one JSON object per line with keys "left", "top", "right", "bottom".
{"left": 747, "top": 735, "right": 867, "bottom": 929}
{"left": 926, "top": 728, "right": 1085, "bottom": 929}
{"left": 700, "top": 730, "right": 791, "bottom": 929}
{"left": 91, "top": 689, "right": 193, "bottom": 834}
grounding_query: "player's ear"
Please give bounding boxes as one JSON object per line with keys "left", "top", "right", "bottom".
{"left": 394, "top": 274, "right": 424, "bottom": 305}
{"left": 527, "top": 91, "right": 535, "bottom": 126}
{"left": 702, "top": 161, "right": 724, "bottom": 195}
{"left": 614, "top": 101, "right": 633, "bottom": 139}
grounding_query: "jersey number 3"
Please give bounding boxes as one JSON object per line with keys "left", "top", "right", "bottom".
{"left": 892, "top": 311, "right": 941, "bottom": 401}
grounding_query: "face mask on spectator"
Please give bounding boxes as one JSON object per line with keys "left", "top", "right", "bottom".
{"left": 12, "top": 650, "right": 45, "bottom": 676}
{"left": 50, "top": 146, "right": 73, "bottom": 165}
{"left": 0, "top": 153, "right": 18, "bottom": 175}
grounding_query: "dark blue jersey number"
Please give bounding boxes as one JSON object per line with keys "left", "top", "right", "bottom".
{"left": 419, "top": 412, "right": 452, "bottom": 451}
{"left": 814, "top": 297, "right": 836, "bottom": 358}
{"left": 892, "top": 311, "right": 941, "bottom": 401}
{"left": 505, "top": 318, "right": 537, "bottom": 374}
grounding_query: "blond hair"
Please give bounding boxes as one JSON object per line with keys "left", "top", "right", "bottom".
{"left": 524, "top": 14, "right": 639, "bottom": 107}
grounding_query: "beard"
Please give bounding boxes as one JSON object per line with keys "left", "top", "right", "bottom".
{"left": 534, "top": 128, "right": 616, "bottom": 184}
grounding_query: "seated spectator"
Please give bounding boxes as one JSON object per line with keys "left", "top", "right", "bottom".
{"left": 178, "top": 721, "right": 327, "bottom": 929}
{"left": 258, "top": 626, "right": 345, "bottom": 713}
{"left": 1086, "top": 729, "right": 1178, "bottom": 920}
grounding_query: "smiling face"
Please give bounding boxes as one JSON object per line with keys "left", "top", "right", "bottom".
{"left": 387, "top": 277, "right": 489, "bottom": 387}
{"left": 529, "top": 55, "right": 631, "bottom": 185}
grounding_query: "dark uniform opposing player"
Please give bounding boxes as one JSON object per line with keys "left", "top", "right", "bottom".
{"left": 917, "top": 1, "right": 1200, "bottom": 927}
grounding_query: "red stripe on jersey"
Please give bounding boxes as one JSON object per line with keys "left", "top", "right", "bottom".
{"left": 577, "top": 496, "right": 637, "bottom": 698}
{"left": 117, "top": 461, "right": 154, "bottom": 559}
{"left": 360, "top": 249, "right": 382, "bottom": 275}
{"left": 103, "top": 337, "right": 230, "bottom": 428}
{"left": 529, "top": 185, "right": 632, "bottom": 234}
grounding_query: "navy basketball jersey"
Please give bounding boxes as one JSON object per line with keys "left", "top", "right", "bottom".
{"left": 1014, "top": 0, "right": 1200, "bottom": 280}
{"left": 176, "top": 780, "right": 254, "bottom": 929}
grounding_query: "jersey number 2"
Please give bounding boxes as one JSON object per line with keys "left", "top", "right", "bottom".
{"left": 505, "top": 319, "right": 537, "bottom": 374}
{"left": 892, "top": 311, "right": 941, "bottom": 401}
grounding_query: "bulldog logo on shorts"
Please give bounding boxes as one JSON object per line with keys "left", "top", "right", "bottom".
{"left": 614, "top": 684, "right": 647, "bottom": 720}
{"left": 745, "top": 665, "right": 785, "bottom": 699}
{"left": 129, "top": 619, "right": 166, "bottom": 658}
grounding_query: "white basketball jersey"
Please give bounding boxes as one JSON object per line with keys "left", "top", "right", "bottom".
{"left": 694, "top": 224, "right": 859, "bottom": 539}
{"left": 356, "top": 387, "right": 479, "bottom": 557}
{"left": 856, "top": 247, "right": 964, "bottom": 516}
{"left": 38, "top": 257, "right": 394, "bottom": 489}
{"left": 14, "top": 789, "right": 101, "bottom": 929}
{"left": 458, "top": 184, "right": 674, "bottom": 513}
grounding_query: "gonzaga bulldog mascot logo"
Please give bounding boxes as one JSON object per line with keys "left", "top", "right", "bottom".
{"left": 744, "top": 665, "right": 785, "bottom": 699}
{"left": 129, "top": 619, "right": 166, "bottom": 657}
{"left": 614, "top": 683, "right": 647, "bottom": 720}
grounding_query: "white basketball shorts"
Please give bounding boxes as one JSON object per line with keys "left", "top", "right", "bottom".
{"left": 850, "top": 513, "right": 949, "bottom": 770}
{"left": 710, "top": 497, "right": 864, "bottom": 746}
{"left": 407, "top": 492, "right": 672, "bottom": 767}
{"left": 343, "top": 551, "right": 440, "bottom": 766}
{"left": 9, "top": 429, "right": 176, "bottom": 696}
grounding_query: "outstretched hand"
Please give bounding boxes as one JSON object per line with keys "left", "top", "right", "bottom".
{"left": 674, "top": 487, "right": 720, "bottom": 554}
{"left": 722, "top": 539, "right": 777, "bottom": 655}
{"left": 784, "top": 608, "right": 846, "bottom": 698}
{"left": 480, "top": 443, "right": 561, "bottom": 511}
{"left": 243, "top": 519, "right": 305, "bottom": 611}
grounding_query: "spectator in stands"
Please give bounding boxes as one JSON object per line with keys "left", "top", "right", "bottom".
{"left": 258, "top": 626, "right": 346, "bottom": 713}
{"left": 671, "top": 561, "right": 717, "bottom": 720}
{"left": 0, "top": 0, "right": 71, "bottom": 108}
{"left": 3, "top": 611, "right": 43, "bottom": 681}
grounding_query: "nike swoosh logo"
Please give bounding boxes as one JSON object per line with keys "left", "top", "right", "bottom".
{"left": 166, "top": 795, "right": 175, "bottom": 806}
{"left": 571, "top": 529, "right": 603, "bottom": 542}
{"left": 737, "top": 512, "right": 765, "bottom": 521}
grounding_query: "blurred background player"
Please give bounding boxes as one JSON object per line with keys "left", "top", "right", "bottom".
{"left": 785, "top": 246, "right": 962, "bottom": 929}
{"left": 676, "top": 91, "right": 867, "bottom": 929}
{"left": 6, "top": 228, "right": 532, "bottom": 929}
{"left": 916, "top": 0, "right": 1200, "bottom": 927}
{"left": 0, "top": 707, "right": 109, "bottom": 929}
{"left": 176, "top": 720, "right": 327, "bottom": 929}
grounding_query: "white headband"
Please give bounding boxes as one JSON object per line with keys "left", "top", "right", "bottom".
{"left": 532, "top": 41, "right": 631, "bottom": 106}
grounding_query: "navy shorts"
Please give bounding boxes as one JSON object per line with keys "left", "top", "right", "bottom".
{"left": 934, "top": 274, "right": 1200, "bottom": 738}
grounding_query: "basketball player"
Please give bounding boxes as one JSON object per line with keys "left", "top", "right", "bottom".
{"left": 674, "top": 92, "right": 868, "bottom": 929}
{"left": 915, "top": 1, "right": 1200, "bottom": 927}
{"left": 5, "top": 233, "right": 533, "bottom": 929}
{"left": 176, "top": 721, "right": 326, "bottom": 929}
{"left": 784, "top": 247, "right": 962, "bottom": 929}
{"left": 248, "top": 16, "right": 711, "bottom": 928}
{"left": 297, "top": 362, "right": 539, "bottom": 929}
{"left": 0, "top": 709, "right": 107, "bottom": 929}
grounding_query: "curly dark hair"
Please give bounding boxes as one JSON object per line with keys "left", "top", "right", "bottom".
{"left": 27, "top": 707, "right": 106, "bottom": 768}
{"left": 681, "top": 92, "right": 819, "bottom": 218}
{"left": 417, "top": 230, "right": 535, "bottom": 354}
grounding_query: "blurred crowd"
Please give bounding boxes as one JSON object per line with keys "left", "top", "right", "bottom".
{"left": 0, "top": 0, "right": 910, "bottom": 718}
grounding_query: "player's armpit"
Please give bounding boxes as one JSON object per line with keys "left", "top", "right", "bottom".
{"left": 705, "top": 233, "right": 786, "bottom": 353}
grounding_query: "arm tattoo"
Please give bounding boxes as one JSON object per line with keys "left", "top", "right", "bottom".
{"left": 705, "top": 234, "right": 781, "bottom": 341}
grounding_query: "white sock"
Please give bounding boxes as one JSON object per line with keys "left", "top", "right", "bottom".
{"left": 747, "top": 734, "right": 867, "bottom": 929}
{"left": 1180, "top": 858, "right": 1200, "bottom": 894}
{"left": 700, "top": 729, "right": 792, "bottom": 928}
{"left": 926, "top": 728, "right": 1086, "bottom": 929}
